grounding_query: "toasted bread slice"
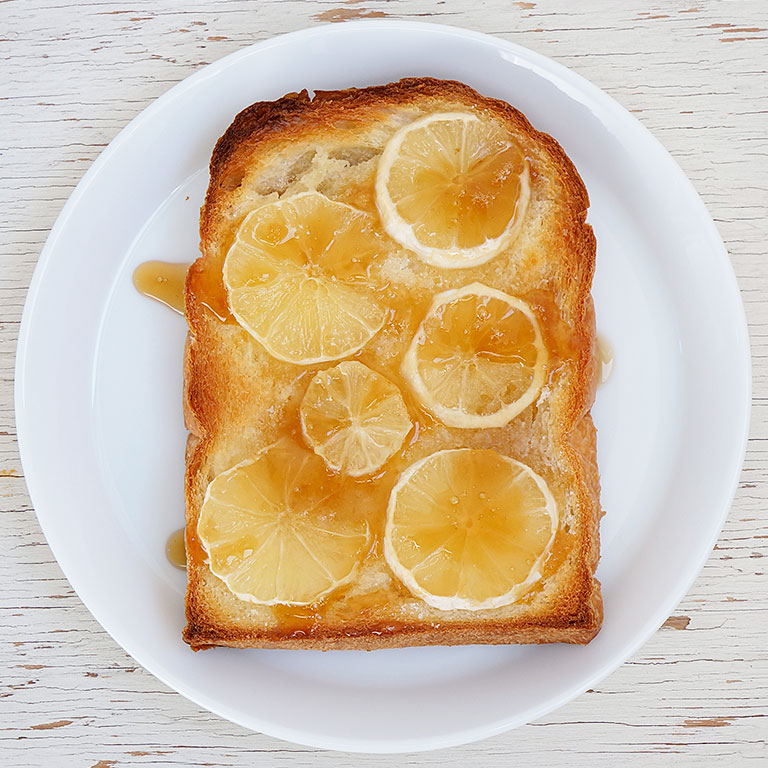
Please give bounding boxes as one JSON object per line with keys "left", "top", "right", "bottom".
{"left": 183, "top": 78, "right": 602, "bottom": 650}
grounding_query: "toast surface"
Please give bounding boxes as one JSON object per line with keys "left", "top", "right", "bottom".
{"left": 183, "top": 78, "right": 602, "bottom": 650}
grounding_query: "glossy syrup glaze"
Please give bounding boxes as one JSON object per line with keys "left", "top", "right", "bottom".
{"left": 162, "top": 165, "right": 594, "bottom": 636}
{"left": 132, "top": 260, "right": 189, "bottom": 314}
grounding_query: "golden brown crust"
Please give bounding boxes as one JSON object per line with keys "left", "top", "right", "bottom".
{"left": 183, "top": 77, "right": 602, "bottom": 651}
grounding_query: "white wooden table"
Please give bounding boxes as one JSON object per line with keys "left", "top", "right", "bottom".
{"left": 2, "top": 1, "right": 766, "bottom": 765}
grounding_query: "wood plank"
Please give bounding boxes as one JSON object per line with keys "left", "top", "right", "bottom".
{"left": 1, "top": 1, "right": 766, "bottom": 764}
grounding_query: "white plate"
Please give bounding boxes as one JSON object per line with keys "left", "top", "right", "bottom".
{"left": 16, "top": 21, "right": 750, "bottom": 753}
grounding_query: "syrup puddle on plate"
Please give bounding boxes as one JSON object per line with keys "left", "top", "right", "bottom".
{"left": 135, "top": 264, "right": 190, "bottom": 572}
{"left": 133, "top": 260, "right": 189, "bottom": 314}
{"left": 597, "top": 334, "right": 614, "bottom": 385}
{"left": 166, "top": 528, "right": 187, "bottom": 570}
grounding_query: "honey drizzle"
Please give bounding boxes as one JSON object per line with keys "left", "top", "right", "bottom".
{"left": 272, "top": 591, "right": 417, "bottom": 638}
{"left": 133, "top": 261, "right": 189, "bottom": 314}
{"left": 188, "top": 257, "right": 233, "bottom": 322}
{"left": 224, "top": 280, "right": 581, "bottom": 623}
{"left": 523, "top": 289, "right": 591, "bottom": 376}
{"left": 182, "top": 175, "right": 595, "bottom": 625}
{"left": 272, "top": 603, "right": 325, "bottom": 636}
{"left": 132, "top": 258, "right": 235, "bottom": 323}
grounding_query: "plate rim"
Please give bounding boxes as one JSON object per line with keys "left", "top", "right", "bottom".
{"left": 15, "top": 19, "right": 751, "bottom": 753}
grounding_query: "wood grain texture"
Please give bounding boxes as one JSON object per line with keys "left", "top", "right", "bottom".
{"left": 1, "top": 0, "right": 766, "bottom": 765}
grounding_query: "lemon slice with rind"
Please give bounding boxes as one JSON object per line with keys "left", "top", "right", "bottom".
{"left": 402, "top": 283, "right": 547, "bottom": 428}
{"left": 223, "top": 192, "right": 386, "bottom": 365}
{"left": 198, "top": 438, "right": 370, "bottom": 606}
{"left": 375, "top": 112, "right": 530, "bottom": 269}
{"left": 384, "top": 448, "right": 557, "bottom": 611}
{"left": 300, "top": 361, "right": 412, "bottom": 477}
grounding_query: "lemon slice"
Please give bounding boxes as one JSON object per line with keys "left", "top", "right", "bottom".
{"left": 198, "top": 439, "right": 370, "bottom": 605}
{"left": 300, "top": 361, "right": 412, "bottom": 477}
{"left": 223, "top": 192, "right": 386, "bottom": 365}
{"left": 375, "top": 112, "right": 530, "bottom": 269}
{"left": 384, "top": 448, "right": 557, "bottom": 611}
{"left": 402, "top": 283, "right": 547, "bottom": 428}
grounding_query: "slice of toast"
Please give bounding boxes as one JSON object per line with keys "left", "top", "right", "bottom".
{"left": 183, "top": 77, "right": 602, "bottom": 650}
